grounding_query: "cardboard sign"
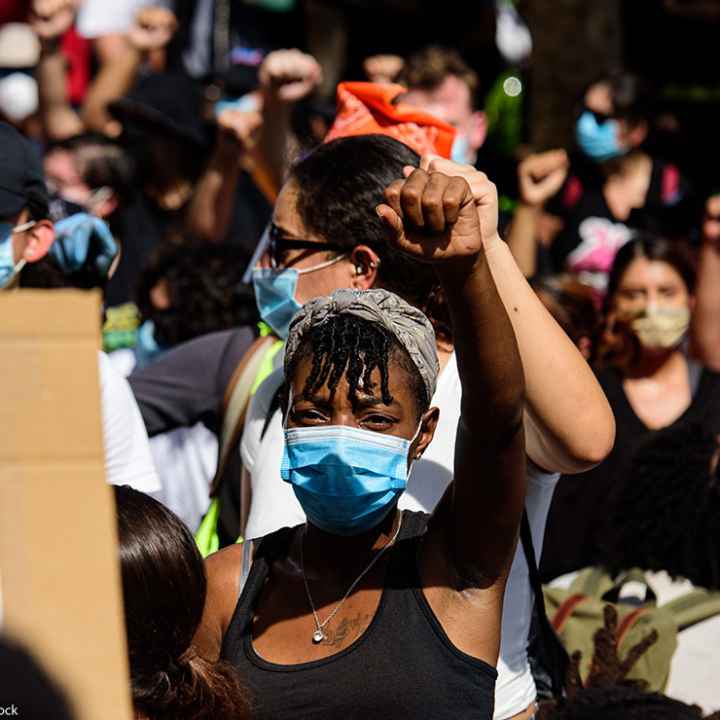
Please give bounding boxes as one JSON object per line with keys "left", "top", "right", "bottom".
{"left": 0, "top": 290, "right": 132, "bottom": 720}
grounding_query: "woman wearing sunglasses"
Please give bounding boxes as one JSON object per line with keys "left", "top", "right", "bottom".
{"left": 508, "top": 73, "right": 695, "bottom": 292}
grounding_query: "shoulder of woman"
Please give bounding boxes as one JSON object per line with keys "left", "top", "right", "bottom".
{"left": 195, "top": 544, "right": 247, "bottom": 661}
{"left": 206, "top": 543, "right": 247, "bottom": 613}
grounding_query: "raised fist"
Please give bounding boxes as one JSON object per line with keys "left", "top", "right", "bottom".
{"left": 377, "top": 168, "right": 482, "bottom": 266}
{"left": 363, "top": 54, "right": 404, "bottom": 84}
{"left": 30, "top": 0, "right": 76, "bottom": 40}
{"left": 259, "top": 49, "right": 323, "bottom": 103}
{"left": 128, "top": 6, "right": 178, "bottom": 53}
{"left": 517, "top": 149, "right": 569, "bottom": 208}
{"left": 418, "top": 156, "right": 499, "bottom": 245}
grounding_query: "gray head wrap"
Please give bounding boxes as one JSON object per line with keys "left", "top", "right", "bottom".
{"left": 284, "top": 288, "right": 439, "bottom": 401}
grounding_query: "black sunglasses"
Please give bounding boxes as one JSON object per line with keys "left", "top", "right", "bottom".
{"left": 268, "top": 223, "right": 345, "bottom": 269}
{"left": 582, "top": 106, "right": 615, "bottom": 124}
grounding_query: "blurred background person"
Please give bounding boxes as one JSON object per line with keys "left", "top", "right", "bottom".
{"left": 541, "top": 233, "right": 720, "bottom": 582}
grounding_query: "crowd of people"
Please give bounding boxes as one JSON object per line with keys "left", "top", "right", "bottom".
{"left": 1, "top": 0, "right": 720, "bottom": 718}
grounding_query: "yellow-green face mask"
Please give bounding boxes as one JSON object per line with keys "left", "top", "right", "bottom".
{"left": 628, "top": 306, "right": 691, "bottom": 350}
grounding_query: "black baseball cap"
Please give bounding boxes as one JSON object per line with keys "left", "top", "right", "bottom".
{"left": 0, "top": 121, "right": 48, "bottom": 219}
{"left": 109, "top": 73, "right": 211, "bottom": 148}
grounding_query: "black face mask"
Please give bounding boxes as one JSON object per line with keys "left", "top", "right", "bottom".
{"left": 48, "top": 192, "right": 87, "bottom": 223}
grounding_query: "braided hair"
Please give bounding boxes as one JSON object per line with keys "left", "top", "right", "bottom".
{"left": 287, "top": 314, "right": 429, "bottom": 415}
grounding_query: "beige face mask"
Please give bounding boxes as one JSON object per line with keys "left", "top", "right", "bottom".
{"left": 629, "top": 305, "right": 691, "bottom": 349}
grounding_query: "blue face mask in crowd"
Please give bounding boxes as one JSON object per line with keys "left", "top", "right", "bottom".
{"left": 281, "top": 423, "right": 421, "bottom": 536}
{"left": 0, "top": 220, "right": 35, "bottom": 289}
{"left": 575, "top": 110, "right": 624, "bottom": 162}
{"left": 450, "top": 133, "right": 474, "bottom": 165}
{"left": 252, "top": 254, "right": 347, "bottom": 339}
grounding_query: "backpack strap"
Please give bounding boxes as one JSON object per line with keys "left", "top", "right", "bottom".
{"left": 209, "top": 335, "right": 283, "bottom": 497}
{"left": 260, "top": 386, "right": 284, "bottom": 441}
{"left": 521, "top": 510, "right": 569, "bottom": 700}
{"left": 663, "top": 589, "right": 720, "bottom": 632}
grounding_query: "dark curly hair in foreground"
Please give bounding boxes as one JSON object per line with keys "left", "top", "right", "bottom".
{"left": 114, "top": 486, "right": 250, "bottom": 720}
{"left": 286, "top": 315, "right": 429, "bottom": 417}
{"left": 538, "top": 606, "right": 720, "bottom": 720}
{"left": 597, "top": 423, "right": 720, "bottom": 589}
{"left": 136, "top": 241, "right": 259, "bottom": 348}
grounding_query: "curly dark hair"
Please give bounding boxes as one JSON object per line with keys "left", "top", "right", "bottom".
{"left": 136, "top": 241, "right": 259, "bottom": 348}
{"left": 286, "top": 314, "right": 429, "bottom": 417}
{"left": 597, "top": 423, "right": 720, "bottom": 589}
{"left": 114, "top": 486, "right": 250, "bottom": 720}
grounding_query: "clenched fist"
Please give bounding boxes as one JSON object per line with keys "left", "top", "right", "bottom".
{"left": 517, "top": 149, "right": 569, "bottom": 208}
{"left": 376, "top": 169, "right": 482, "bottom": 266}
{"left": 259, "top": 49, "right": 323, "bottom": 103}
{"left": 30, "top": 0, "right": 76, "bottom": 40}
{"left": 128, "top": 6, "right": 178, "bottom": 53}
{"left": 417, "top": 156, "right": 500, "bottom": 245}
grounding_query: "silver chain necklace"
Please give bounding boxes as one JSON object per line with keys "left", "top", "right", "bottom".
{"left": 299, "top": 511, "right": 404, "bottom": 644}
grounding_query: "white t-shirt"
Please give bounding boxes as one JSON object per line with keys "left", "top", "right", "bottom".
{"left": 99, "top": 351, "right": 160, "bottom": 494}
{"left": 106, "top": 349, "right": 217, "bottom": 531}
{"left": 241, "top": 353, "right": 560, "bottom": 720}
{"left": 76, "top": 0, "right": 172, "bottom": 39}
{"left": 550, "top": 570, "right": 720, "bottom": 714}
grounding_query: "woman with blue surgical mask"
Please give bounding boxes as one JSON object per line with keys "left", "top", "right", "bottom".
{"left": 195, "top": 168, "right": 526, "bottom": 719}
{"left": 513, "top": 74, "right": 696, "bottom": 296}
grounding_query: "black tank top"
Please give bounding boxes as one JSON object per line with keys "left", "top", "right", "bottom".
{"left": 221, "top": 511, "right": 497, "bottom": 719}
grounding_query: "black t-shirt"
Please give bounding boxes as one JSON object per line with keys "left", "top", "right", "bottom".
{"left": 129, "top": 326, "right": 255, "bottom": 437}
{"left": 544, "top": 156, "right": 696, "bottom": 289}
{"left": 104, "top": 193, "right": 178, "bottom": 309}
{"left": 540, "top": 362, "right": 720, "bottom": 582}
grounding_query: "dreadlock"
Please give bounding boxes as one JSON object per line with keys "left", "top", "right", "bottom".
{"left": 597, "top": 423, "right": 720, "bottom": 589}
{"left": 288, "top": 315, "right": 429, "bottom": 414}
{"left": 538, "top": 606, "right": 720, "bottom": 720}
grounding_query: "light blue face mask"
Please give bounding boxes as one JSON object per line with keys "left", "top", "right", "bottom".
{"left": 450, "top": 133, "right": 474, "bottom": 165}
{"left": 281, "top": 424, "right": 420, "bottom": 536}
{"left": 0, "top": 220, "right": 35, "bottom": 289}
{"left": 575, "top": 110, "right": 624, "bottom": 162}
{"left": 252, "top": 253, "right": 347, "bottom": 339}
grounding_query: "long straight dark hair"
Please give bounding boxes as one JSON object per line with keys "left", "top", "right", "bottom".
{"left": 114, "top": 486, "right": 249, "bottom": 720}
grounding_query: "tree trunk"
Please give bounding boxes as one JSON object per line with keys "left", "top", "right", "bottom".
{"left": 521, "top": 0, "right": 623, "bottom": 149}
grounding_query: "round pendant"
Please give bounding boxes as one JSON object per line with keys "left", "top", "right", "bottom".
{"left": 312, "top": 629, "right": 325, "bottom": 644}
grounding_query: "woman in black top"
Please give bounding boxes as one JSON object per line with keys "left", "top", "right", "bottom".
{"left": 194, "top": 169, "right": 526, "bottom": 719}
{"left": 542, "top": 234, "right": 720, "bottom": 581}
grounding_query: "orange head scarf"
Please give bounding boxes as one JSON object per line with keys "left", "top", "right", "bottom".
{"left": 324, "top": 82, "right": 456, "bottom": 159}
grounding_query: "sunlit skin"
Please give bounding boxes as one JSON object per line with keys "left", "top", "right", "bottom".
{"left": 612, "top": 256, "right": 695, "bottom": 429}
{"left": 246, "top": 356, "right": 439, "bottom": 665}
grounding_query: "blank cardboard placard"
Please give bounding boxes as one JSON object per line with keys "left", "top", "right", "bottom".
{"left": 0, "top": 290, "right": 132, "bottom": 720}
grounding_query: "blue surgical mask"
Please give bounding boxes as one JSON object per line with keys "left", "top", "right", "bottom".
{"left": 0, "top": 220, "right": 34, "bottom": 290}
{"left": 450, "top": 133, "right": 474, "bottom": 164}
{"left": 252, "top": 254, "right": 347, "bottom": 339}
{"left": 575, "top": 110, "right": 624, "bottom": 162}
{"left": 281, "top": 424, "right": 419, "bottom": 536}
